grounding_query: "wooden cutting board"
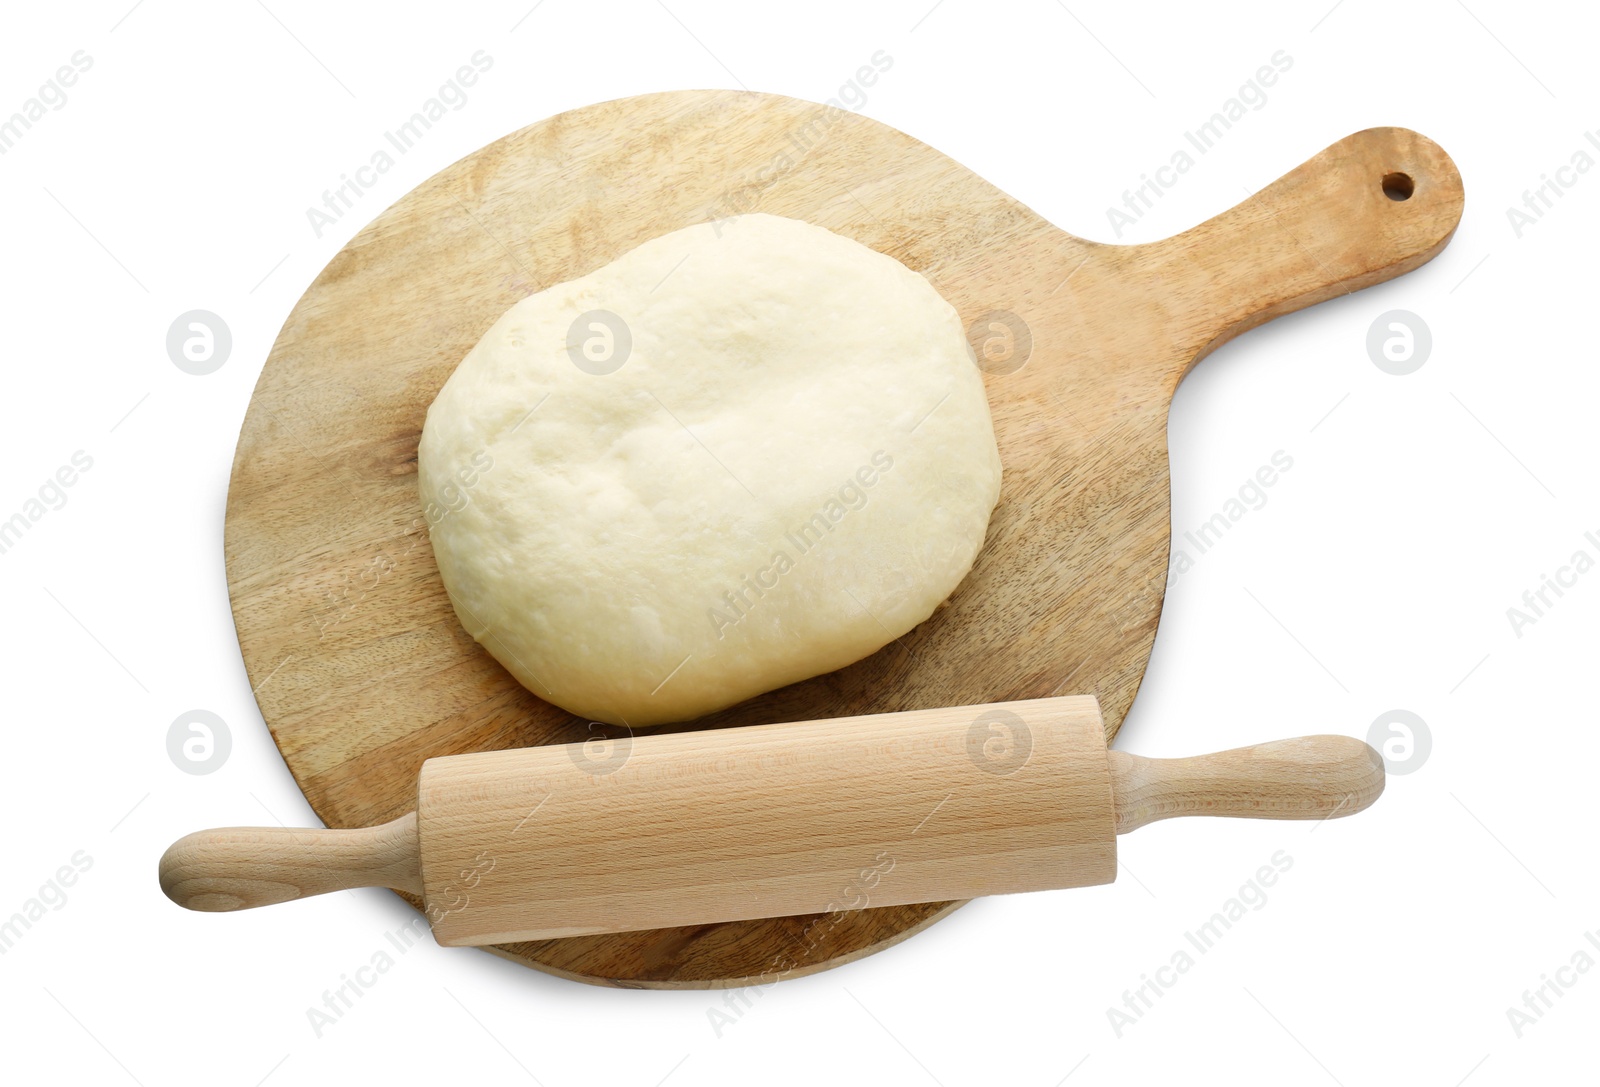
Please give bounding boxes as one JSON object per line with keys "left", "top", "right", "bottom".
{"left": 228, "top": 90, "right": 1462, "bottom": 988}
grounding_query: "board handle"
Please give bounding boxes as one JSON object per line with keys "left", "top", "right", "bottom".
{"left": 1108, "top": 735, "right": 1384, "bottom": 833}
{"left": 1149, "top": 126, "right": 1464, "bottom": 381}
{"left": 159, "top": 813, "right": 422, "bottom": 912}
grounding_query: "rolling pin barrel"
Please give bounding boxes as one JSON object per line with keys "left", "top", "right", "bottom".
{"left": 417, "top": 696, "right": 1118, "bottom": 944}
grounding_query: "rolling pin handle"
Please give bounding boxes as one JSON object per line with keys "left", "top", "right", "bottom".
{"left": 1107, "top": 735, "right": 1385, "bottom": 834}
{"left": 158, "top": 813, "right": 423, "bottom": 912}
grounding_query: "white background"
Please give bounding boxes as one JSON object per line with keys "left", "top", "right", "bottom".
{"left": 1, "top": 1, "right": 1594, "bottom": 1084}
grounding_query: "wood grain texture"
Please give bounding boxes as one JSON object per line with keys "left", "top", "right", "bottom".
{"left": 420, "top": 697, "right": 1114, "bottom": 945}
{"left": 228, "top": 90, "right": 1463, "bottom": 986}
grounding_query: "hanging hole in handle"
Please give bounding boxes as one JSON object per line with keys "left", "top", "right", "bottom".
{"left": 1381, "top": 172, "right": 1414, "bottom": 201}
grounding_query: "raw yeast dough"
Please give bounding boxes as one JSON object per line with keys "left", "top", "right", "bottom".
{"left": 419, "top": 213, "right": 1001, "bottom": 726}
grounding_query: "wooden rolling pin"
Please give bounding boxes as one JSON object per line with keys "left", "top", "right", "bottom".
{"left": 159, "top": 696, "right": 1383, "bottom": 944}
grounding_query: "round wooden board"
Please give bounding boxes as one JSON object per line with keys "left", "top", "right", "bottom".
{"left": 228, "top": 90, "right": 1462, "bottom": 986}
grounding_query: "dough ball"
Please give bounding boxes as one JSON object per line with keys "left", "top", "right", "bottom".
{"left": 419, "top": 213, "right": 1000, "bottom": 726}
